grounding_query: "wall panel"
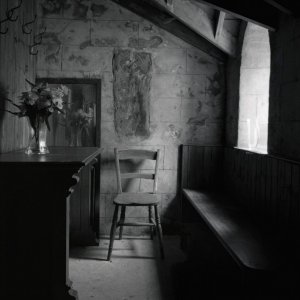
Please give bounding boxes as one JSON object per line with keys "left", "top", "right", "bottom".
{"left": 0, "top": 0, "right": 36, "bottom": 153}
{"left": 224, "top": 148, "right": 300, "bottom": 228}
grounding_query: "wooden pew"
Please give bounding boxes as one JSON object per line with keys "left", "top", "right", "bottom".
{"left": 183, "top": 189, "right": 278, "bottom": 270}
{"left": 181, "top": 145, "right": 300, "bottom": 297}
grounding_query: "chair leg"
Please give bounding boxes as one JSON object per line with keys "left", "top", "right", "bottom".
{"left": 148, "top": 206, "right": 154, "bottom": 240}
{"left": 119, "top": 206, "right": 126, "bottom": 240}
{"left": 154, "top": 205, "right": 164, "bottom": 259}
{"left": 107, "top": 204, "right": 119, "bottom": 261}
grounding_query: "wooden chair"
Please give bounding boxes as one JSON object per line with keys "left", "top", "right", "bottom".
{"left": 107, "top": 148, "right": 164, "bottom": 261}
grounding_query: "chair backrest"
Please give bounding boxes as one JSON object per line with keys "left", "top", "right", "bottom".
{"left": 114, "top": 148, "right": 160, "bottom": 194}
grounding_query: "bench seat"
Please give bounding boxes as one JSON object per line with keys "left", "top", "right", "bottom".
{"left": 183, "top": 188, "right": 280, "bottom": 271}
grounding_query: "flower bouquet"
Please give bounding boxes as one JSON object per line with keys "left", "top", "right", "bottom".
{"left": 2, "top": 79, "right": 67, "bottom": 154}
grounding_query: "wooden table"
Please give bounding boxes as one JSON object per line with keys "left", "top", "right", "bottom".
{"left": 0, "top": 147, "right": 101, "bottom": 300}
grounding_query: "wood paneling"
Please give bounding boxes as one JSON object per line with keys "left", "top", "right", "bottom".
{"left": 181, "top": 145, "right": 224, "bottom": 190}
{"left": 0, "top": 0, "right": 36, "bottom": 154}
{"left": 181, "top": 145, "right": 300, "bottom": 229}
{"left": 224, "top": 148, "right": 300, "bottom": 228}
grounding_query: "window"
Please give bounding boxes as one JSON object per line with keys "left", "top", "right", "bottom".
{"left": 238, "top": 23, "right": 270, "bottom": 153}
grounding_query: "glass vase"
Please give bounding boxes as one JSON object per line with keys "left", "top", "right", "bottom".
{"left": 25, "top": 116, "right": 49, "bottom": 155}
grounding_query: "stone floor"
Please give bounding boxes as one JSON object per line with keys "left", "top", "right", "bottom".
{"left": 69, "top": 236, "right": 186, "bottom": 300}
{"left": 69, "top": 231, "right": 300, "bottom": 300}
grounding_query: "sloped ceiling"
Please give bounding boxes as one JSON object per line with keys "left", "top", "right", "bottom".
{"left": 151, "top": 0, "right": 240, "bottom": 56}
{"left": 112, "top": 0, "right": 294, "bottom": 59}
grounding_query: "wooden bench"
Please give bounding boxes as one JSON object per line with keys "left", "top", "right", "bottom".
{"left": 180, "top": 145, "right": 300, "bottom": 296}
{"left": 183, "top": 189, "right": 278, "bottom": 271}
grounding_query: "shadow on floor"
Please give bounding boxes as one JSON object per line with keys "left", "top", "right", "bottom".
{"left": 69, "top": 236, "right": 185, "bottom": 300}
{"left": 70, "top": 233, "right": 300, "bottom": 300}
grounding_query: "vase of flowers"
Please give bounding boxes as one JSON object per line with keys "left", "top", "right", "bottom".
{"left": 26, "top": 114, "right": 50, "bottom": 154}
{"left": 2, "top": 80, "right": 66, "bottom": 154}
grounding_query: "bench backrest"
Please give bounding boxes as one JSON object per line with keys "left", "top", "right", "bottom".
{"left": 181, "top": 145, "right": 224, "bottom": 190}
{"left": 223, "top": 147, "right": 300, "bottom": 229}
{"left": 182, "top": 145, "right": 300, "bottom": 230}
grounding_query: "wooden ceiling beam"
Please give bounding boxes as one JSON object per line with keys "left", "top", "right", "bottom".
{"left": 150, "top": 0, "right": 237, "bottom": 56}
{"left": 193, "top": 0, "right": 279, "bottom": 31}
{"left": 215, "top": 11, "right": 226, "bottom": 39}
{"left": 264, "top": 0, "right": 293, "bottom": 15}
{"left": 111, "top": 0, "right": 227, "bottom": 61}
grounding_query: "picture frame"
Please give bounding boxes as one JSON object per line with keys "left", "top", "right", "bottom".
{"left": 37, "top": 78, "right": 101, "bottom": 147}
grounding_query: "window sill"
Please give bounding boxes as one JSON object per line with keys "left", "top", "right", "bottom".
{"left": 234, "top": 147, "right": 268, "bottom": 155}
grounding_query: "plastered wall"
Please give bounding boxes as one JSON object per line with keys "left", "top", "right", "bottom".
{"left": 36, "top": 0, "right": 225, "bottom": 235}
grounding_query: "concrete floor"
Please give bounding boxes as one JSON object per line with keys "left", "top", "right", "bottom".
{"left": 69, "top": 236, "right": 186, "bottom": 300}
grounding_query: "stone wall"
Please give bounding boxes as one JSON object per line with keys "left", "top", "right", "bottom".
{"left": 0, "top": 0, "right": 36, "bottom": 153}
{"left": 36, "top": 0, "right": 225, "bottom": 235}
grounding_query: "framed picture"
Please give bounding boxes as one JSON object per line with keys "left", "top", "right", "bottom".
{"left": 37, "top": 78, "right": 101, "bottom": 147}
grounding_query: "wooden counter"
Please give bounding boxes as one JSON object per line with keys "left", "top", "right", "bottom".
{"left": 0, "top": 147, "right": 101, "bottom": 300}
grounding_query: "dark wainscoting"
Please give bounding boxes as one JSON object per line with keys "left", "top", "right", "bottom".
{"left": 181, "top": 145, "right": 300, "bottom": 230}
{"left": 223, "top": 148, "right": 300, "bottom": 229}
{"left": 181, "top": 145, "right": 224, "bottom": 190}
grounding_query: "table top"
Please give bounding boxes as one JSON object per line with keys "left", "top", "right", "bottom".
{"left": 0, "top": 147, "right": 102, "bottom": 165}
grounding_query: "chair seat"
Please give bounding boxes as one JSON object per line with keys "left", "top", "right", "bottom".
{"left": 113, "top": 193, "right": 159, "bottom": 205}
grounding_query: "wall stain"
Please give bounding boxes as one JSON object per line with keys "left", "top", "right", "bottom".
{"left": 40, "top": 0, "right": 68, "bottom": 16}
{"left": 197, "top": 58, "right": 213, "bottom": 65}
{"left": 95, "top": 38, "right": 118, "bottom": 47}
{"left": 125, "top": 21, "right": 138, "bottom": 32}
{"left": 91, "top": 3, "right": 107, "bottom": 17}
{"left": 68, "top": 54, "right": 89, "bottom": 66}
{"left": 113, "top": 49, "right": 152, "bottom": 139}
{"left": 80, "top": 40, "right": 91, "bottom": 49}
{"left": 188, "top": 123, "right": 203, "bottom": 142}
{"left": 127, "top": 38, "right": 139, "bottom": 48}
{"left": 142, "top": 36, "right": 163, "bottom": 48}
{"left": 187, "top": 117, "right": 207, "bottom": 126}
{"left": 207, "top": 64, "right": 224, "bottom": 96}
{"left": 43, "top": 43, "right": 61, "bottom": 66}
{"left": 43, "top": 32, "right": 61, "bottom": 45}
{"left": 187, "top": 87, "right": 194, "bottom": 98}
{"left": 205, "top": 99, "right": 217, "bottom": 107}
{"left": 72, "top": 1, "right": 89, "bottom": 18}
{"left": 207, "top": 73, "right": 222, "bottom": 96}
{"left": 128, "top": 36, "right": 163, "bottom": 49}
{"left": 45, "top": 53, "right": 59, "bottom": 65}
{"left": 197, "top": 101, "right": 202, "bottom": 112}
{"left": 187, "top": 53, "right": 212, "bottom": 66}
{"left": 143, "top": 24, "right": 153, "bottom": 32}
{"left": 166, "top": 124, "right": 182, "bottom": 140}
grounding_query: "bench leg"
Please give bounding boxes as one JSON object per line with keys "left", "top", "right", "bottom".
{"left": 107, "top": 204, "right": 119, "bottom": 261}
{"left": 154, "top": 205, "right": 164, "bottom": 259}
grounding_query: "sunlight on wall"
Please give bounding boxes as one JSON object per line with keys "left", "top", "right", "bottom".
{"left": 238, "top": 23, "right": 270, "bottom": 153}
